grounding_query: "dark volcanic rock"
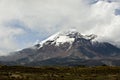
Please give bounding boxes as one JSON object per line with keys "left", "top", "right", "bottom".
{"left": 0, "top": 30, "right": 120, "bottom": 66}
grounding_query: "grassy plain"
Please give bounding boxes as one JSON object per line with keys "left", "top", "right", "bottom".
{"left": 0, "top": 65, "right": 120, "bottom": 80}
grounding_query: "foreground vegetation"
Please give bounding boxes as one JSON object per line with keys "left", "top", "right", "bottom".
{"left": 0, "top": 65, "right": 120, "bottom": 80}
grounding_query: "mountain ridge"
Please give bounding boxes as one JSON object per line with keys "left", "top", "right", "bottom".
{"left": 0, "top": 30, "right": 120, "bottom": 66}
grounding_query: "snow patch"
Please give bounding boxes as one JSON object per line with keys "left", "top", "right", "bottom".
{"left": 37, "top": 30, "right": 97, "bottom": 48}
{"left": 39, "top": 32, "right": 60, "bottom": 48}
{"left": 56, "top": 36, "right": 75, "bottom": 46}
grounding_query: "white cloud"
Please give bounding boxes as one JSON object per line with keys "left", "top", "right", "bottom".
{"left": 0, "top": 26, "right": 25, "bottom": 55}
{"left": 85, "top": 1, "right": 120, "bottom": 41}
{"left": 0, "top": 0, "right": 120, "bottom": 55}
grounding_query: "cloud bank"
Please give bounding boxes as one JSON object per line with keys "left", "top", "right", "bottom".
{"left": 0, "top": 0, "right": 120, "bottom": 55}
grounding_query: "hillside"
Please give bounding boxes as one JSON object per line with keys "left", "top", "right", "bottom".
{"left": 0, "top": 30, "right": 120, "bottom": 66}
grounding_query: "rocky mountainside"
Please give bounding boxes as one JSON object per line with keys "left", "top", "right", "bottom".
{"left": 0, "top": 29, "right": 120, "bottom": 66}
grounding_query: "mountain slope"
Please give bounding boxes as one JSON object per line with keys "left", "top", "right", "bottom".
{"left": 0, "top": 30, "right": 120, "bottom": 66}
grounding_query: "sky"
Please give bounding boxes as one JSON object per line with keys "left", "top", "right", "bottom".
{"left": 0, "top": 0, "right": 120, "bottom": 56}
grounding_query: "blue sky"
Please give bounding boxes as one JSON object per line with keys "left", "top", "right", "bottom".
{"left": 0, "top": 0, "right": 120, "bottom": 55}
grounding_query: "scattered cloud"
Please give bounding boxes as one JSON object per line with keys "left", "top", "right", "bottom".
{"left": 0, "top": 0, "right": 120, "bottom": 55}
{"left": 0, "top": 26, "right": 25, "bottom": 55}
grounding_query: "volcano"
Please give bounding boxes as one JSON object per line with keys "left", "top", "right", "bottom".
{"left": 0, "top": 29, "right": 120, "bottom": 66}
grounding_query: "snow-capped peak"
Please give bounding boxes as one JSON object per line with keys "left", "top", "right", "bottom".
{"left": 38, "top": 29, "right": 97, "bottom": 48}
{"left": 84, "top": 34, "right": 97, "bottom": 40}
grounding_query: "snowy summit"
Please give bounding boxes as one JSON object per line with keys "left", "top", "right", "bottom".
{"left": 38, "top": 29, "right": 97, "bottom": 48}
